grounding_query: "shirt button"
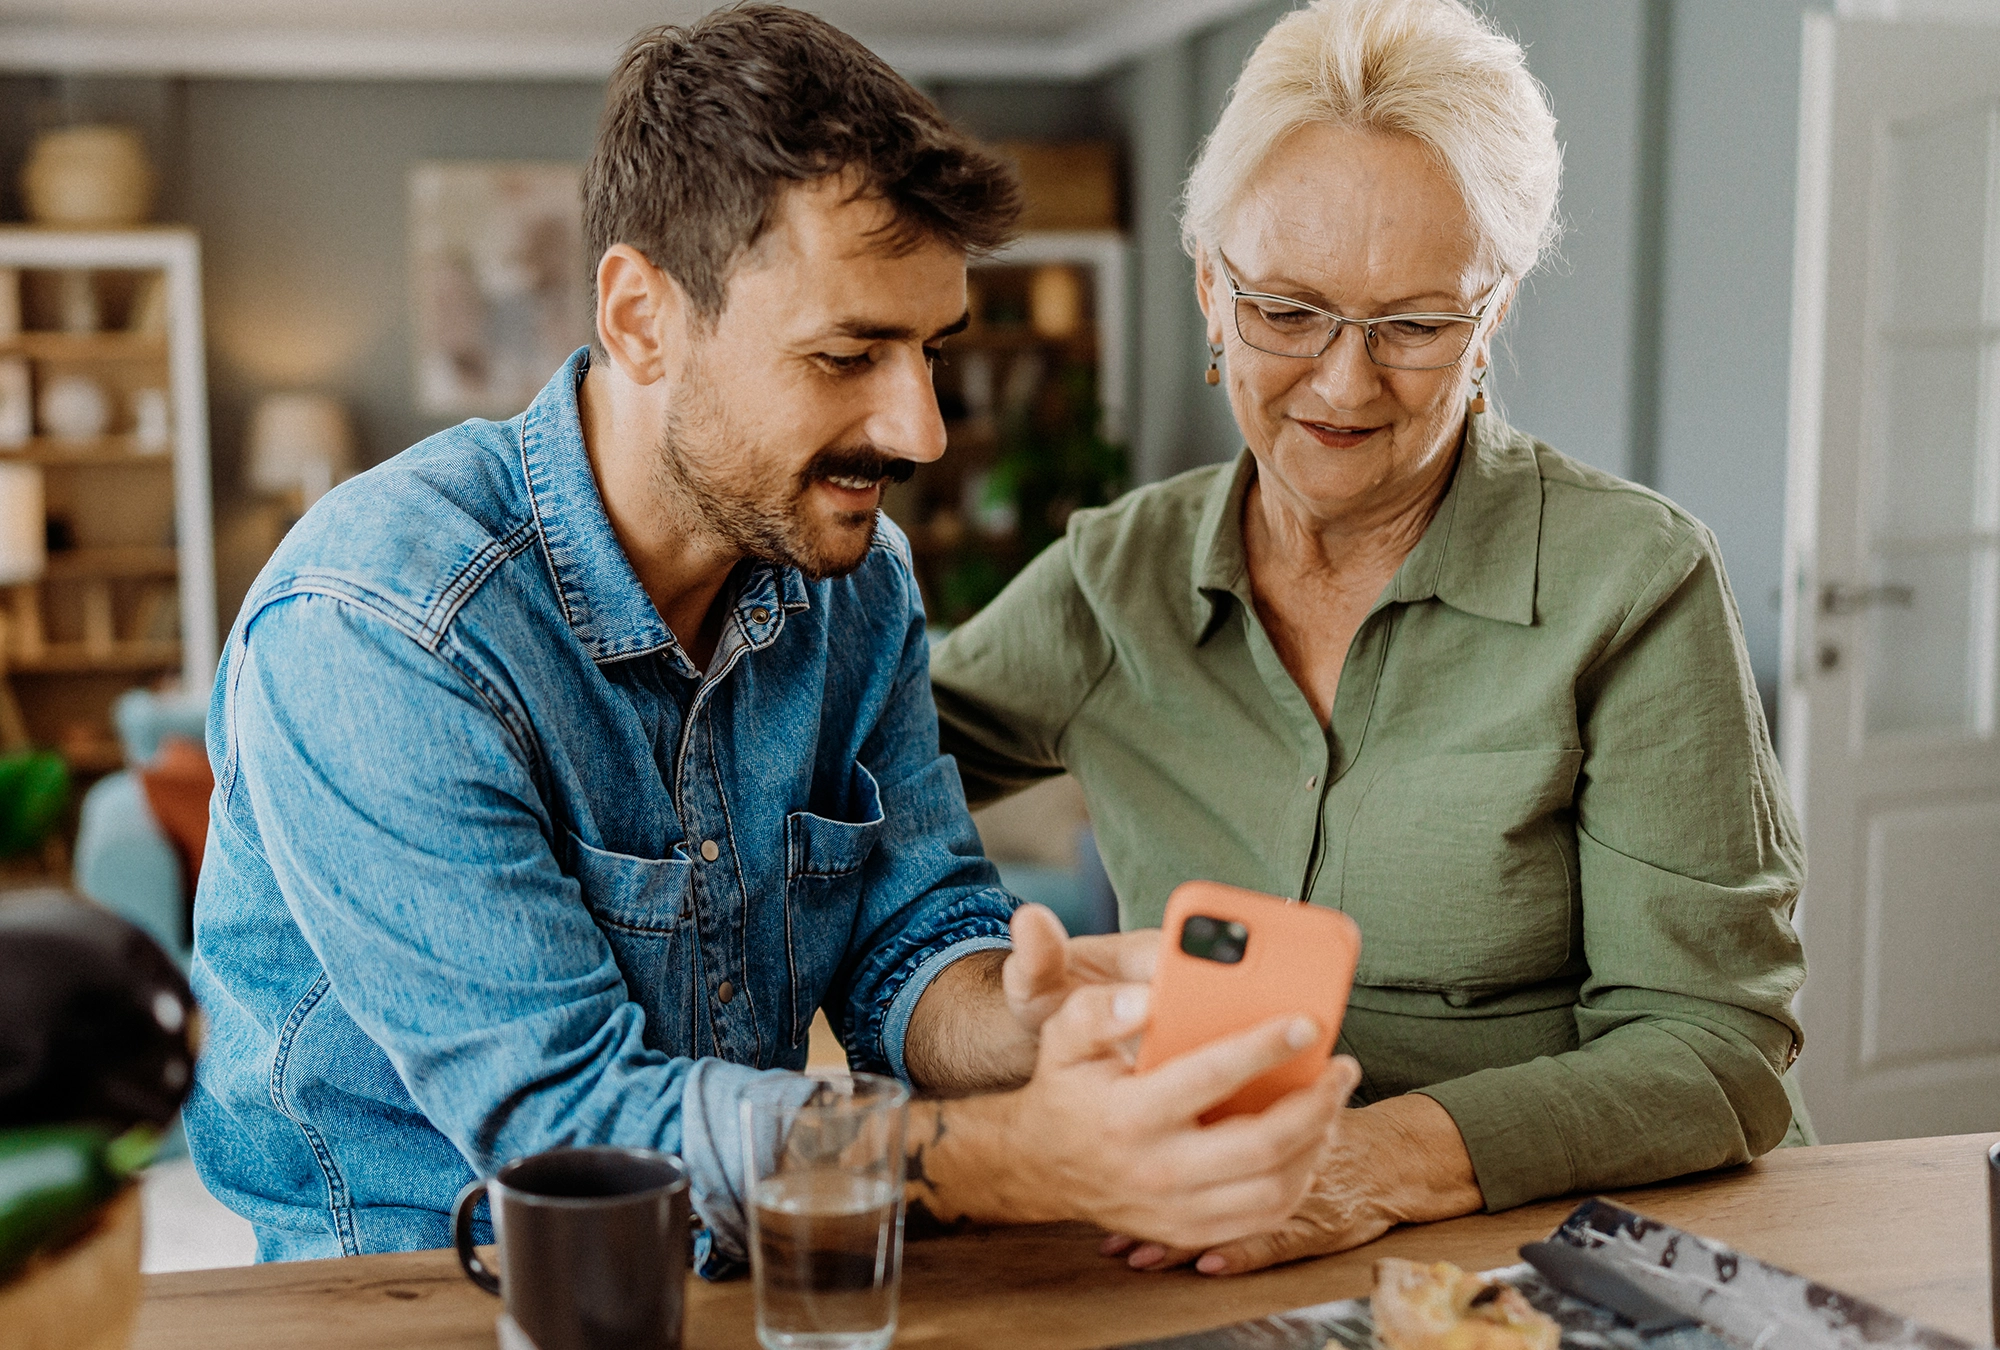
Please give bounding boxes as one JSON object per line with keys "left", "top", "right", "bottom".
{"left": 700, "top": 839, "right": 720, "bottom": 862}
{"left": 751, "top": 607, "right": 770, "bottom": 624}
{"left": 717, "top": 980, "right": 735, "bottom": 1004}
{"left": 1307, "top": 775, "right": 1318, "bottom": 789}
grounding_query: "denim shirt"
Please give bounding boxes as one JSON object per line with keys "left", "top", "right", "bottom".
{"left": 186, "top": 349, "right": 1014, "bottom": 1271}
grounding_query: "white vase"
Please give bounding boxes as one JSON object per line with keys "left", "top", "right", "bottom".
{"left": 132, "top": 388, "right": 171, "bottom": 453}
{"left": 38, "top": 374, "right": 112, "bottom": 443}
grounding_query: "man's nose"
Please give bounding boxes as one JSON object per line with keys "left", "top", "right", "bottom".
{"left": 864, "top": 347, "right": 948, "bottom": 466}
{"left": 1308, "top": 322, "right": 1385, "bottom": 410}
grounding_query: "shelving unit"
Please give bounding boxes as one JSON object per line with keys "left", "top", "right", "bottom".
{"left": 2, "top": 331, "right": 167, "bottom": 361}
{"left": 887, "top": 230, "right": 1129, "bottom": 624}
{"left": 1, "top": 437, "right": 175, "bottom": 466}
{"left": 0, "top": 227, "right": 216, "bottom": 767}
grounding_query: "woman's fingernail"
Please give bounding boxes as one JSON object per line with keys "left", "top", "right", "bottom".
{"left": 1128, "top": 1244, "right": 1165, "bottom": 1269}
{"left": 1196, "top": 1253, "right": 1228, "bottom": 1275}
{"left": 1113, "top": 987, "right": 1149, "bottom": 1025}
{"left": 1101, "top": 1234, "right": 1135, "bottom": 1255}
{"left": 1286, "top": 1016, "right": 1319, "bottom": 1050}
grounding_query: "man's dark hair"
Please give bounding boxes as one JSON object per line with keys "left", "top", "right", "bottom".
{"left": 585, "top": 4, "right": 1022, "bottom": 322}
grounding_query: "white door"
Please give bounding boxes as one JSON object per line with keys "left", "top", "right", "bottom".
{"left": 1783, "top": 12, "right": 2000, "bottom": 1143}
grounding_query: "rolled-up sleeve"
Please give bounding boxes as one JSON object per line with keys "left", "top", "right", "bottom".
{"left": 1417, "top": 527, "right": 1806, "bottom": 1209}
{"left": 831, "top": 548, "right": 1018, "bottom": 1079}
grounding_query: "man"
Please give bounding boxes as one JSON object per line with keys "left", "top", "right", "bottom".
{"left": 188, "top": 5, "right": 1356, "bottom": 1274}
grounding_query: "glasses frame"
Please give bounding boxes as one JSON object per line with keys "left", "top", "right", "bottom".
{"left": 1215, "top": 250, "right": 1507, "bottom": 372}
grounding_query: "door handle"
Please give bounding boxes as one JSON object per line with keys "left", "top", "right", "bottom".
{"left": 1819, "top": 582, "right": 1914, "bottom": 615}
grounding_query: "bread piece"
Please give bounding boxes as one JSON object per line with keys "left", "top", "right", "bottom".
{"left": 1370, "top": 1258, "right": 1560, "bottom": 1350}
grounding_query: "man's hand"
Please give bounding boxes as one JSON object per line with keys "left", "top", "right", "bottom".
{"left": 908, "top": 979, "right": 1363, "bottom": 1252}
{"left": 902, "top": 904, "right": 1159, "bottom": 1096}
{"left": 1100, "top": 1091, "right": 1484, "bottom": 1274}
{"left": 1001, "top": 903, "right": 1160, "bottom": 1036}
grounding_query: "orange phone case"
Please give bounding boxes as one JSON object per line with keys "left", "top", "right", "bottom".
{"left": 1133, "top": 880, "right": 1361, "bottom": 1121}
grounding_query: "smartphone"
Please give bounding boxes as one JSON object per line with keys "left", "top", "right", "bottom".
{"left": 1133, "top": 880, "right": 1361, "bottom": 1122}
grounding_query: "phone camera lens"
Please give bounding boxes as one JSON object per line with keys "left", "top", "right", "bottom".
{"left": 1180, "top": 915, "right": 1249, "bottom": 964}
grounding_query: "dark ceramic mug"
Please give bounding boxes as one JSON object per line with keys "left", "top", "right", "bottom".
{"left": 452, "top": 1146, "right": 690, "bottom": 1350}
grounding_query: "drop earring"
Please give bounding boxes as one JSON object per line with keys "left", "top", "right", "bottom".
{"left": 1468, "top": 368, "right": 1488, "bottom": 415}
{"left": 1205, "top": 343, "right": 1222, "bottom": 386}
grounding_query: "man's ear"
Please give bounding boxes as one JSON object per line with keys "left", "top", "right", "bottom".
{"left": 595, "top": 244, "right": 688, "bottom": 386}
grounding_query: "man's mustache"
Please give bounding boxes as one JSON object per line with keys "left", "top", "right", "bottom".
{"left": 803, "top": 447, "right": 917, "bottom": 486}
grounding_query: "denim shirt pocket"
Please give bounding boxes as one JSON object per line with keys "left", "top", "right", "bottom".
{"left": 563, "top": 829, "right": 695, "bottom": 1051}
{"left": 783, "top": 764, "right": 886, "bottom": 1046}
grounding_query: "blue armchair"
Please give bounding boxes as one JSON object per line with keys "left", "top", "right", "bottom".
{"left": 74, "top": 689, "right": 208, "bottom": 965}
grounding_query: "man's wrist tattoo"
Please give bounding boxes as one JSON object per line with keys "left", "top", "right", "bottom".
{"left": 905, "top": 1103, "right": 948, "bottom": 1192}
{"left": 904, "top": 1196, "right": 969, "bottom": 1239}
{"left": 903, "top": 1106, "right": 968, "bottom": 1239}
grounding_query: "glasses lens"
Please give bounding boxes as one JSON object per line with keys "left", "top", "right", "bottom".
{"left": 1365, "top": 318, "right": 1476, "bottom": 371}
{"left": 1234, "top": 296, "right": 1334, "bottom": 358}
{"left": 1234, "top": 296, "right": 1478, "bottom": 371}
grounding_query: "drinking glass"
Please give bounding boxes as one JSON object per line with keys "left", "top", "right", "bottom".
{"left": 743, "top": 1072, "right": 910, "bottom": 1350}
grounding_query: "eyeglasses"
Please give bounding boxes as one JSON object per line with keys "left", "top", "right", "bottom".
{"left": 1216, "top": 251, "right": 1505, "bottom": 372}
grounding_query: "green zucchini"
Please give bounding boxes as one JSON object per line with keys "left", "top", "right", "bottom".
{"left": 0, "top": 1123, "right": 158, "bottom": 1280}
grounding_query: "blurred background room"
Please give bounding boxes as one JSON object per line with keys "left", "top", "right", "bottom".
{"left": 0, "top": 0, "right": 1995, "bottom": 1281}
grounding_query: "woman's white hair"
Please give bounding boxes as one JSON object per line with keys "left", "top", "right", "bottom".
{"left": 1182, "top": 0, "right": 1562, "bottom": 284}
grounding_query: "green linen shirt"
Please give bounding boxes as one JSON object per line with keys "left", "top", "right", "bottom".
{"left": 929, "top": 413, "right": 1807, "bottom": 1211}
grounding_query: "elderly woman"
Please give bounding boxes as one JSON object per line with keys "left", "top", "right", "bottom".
{"left": 930, "top": 0, "right": 1808, "bottom": 1276}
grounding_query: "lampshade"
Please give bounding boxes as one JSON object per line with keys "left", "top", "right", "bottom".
{"left": 1029, "top": 264, "right": 1084, "bottom": 341}
{"left": 248, "top": 393, "right": 356, "bottom": 507}
{"left": 0, "top": 463, "right": 46, "bottom": 586}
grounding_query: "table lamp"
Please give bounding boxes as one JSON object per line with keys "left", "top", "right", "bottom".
{"left": 247, "top": 393, "right": 356, "bottom": 510}
{"left": 0, "top": 463, "right": 45, "bottom": 751}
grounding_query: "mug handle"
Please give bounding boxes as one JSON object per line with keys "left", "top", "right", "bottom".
{"left": 451, "top": 1178, "right": 501, "bottom": 1295}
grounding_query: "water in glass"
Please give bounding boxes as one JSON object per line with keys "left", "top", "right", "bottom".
{"left": 751, "top": 1171, "right": 901, "bottom": 1350}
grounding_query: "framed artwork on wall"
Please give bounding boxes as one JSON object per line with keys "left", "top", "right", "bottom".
{"left": 408, "top": 161, "right": 591, "bottom": 418}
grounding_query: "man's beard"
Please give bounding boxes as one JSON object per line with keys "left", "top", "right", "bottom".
{"left": 652, "top": 361, "right": 914, "bottom": 581}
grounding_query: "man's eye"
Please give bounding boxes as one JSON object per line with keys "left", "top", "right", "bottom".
{"left": 923, "top": 346, "right": 944, "bottom": 367}
{"left": 817, "top": 352, "right": 872, "bottom": 373}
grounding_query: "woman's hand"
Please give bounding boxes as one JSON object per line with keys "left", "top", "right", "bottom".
{"left": 1100, "top": 1091, "right": 1484, "bottom": 1275}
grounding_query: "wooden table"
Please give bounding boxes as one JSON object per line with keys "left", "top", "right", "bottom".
{"left": 133, "top": 1133, "right": 1999, "bottom": 1349}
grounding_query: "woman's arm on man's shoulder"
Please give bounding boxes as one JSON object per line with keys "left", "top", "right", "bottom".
{"left": 928, "top": 535, "right": 1115, "bottom": 808}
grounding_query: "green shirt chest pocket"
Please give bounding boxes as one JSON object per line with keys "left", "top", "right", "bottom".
{"left": 1334, "top": 748, "right": 1583, "bottom": 996}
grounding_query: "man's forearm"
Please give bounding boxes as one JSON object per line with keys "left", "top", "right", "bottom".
{"left": 900, "top": 950, "right": 1036, "bottom": 1095}
{"left": 900, "top": 1094, "right": 1062, "bottom": 1231}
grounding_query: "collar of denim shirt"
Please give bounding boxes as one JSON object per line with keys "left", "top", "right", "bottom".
{"left": 1186, "top": 408, "right": 1545, "bottom": 643}
{"left": 517, "top": 348, "right": 813, "bottom": 679}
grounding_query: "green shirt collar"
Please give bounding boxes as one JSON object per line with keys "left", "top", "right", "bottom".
{"left": 1189, "top": 411, "right": 1544, "bottom": 639}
